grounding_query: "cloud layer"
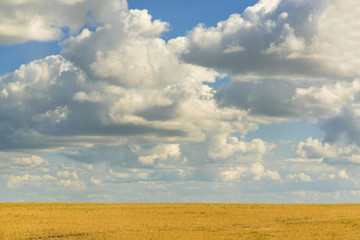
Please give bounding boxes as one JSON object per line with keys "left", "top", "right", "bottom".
{"left": 1, "top": 0, "right": 360, "bottom": 202}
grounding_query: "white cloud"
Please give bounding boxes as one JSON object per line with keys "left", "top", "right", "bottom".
{"left": 328, "top": 174, "right": 336, "bottom": 180}
{"left": 7, "top": 174, "right": 55, "bottom": 188}
{"left": 1, "top": 89, "right": 8, "bottom": 98}
{"left": 0, "top": 2, "right": 260, "bottom": 155}
{"left": 182, "top": 0, "right": 331, "bottom": 77}
{"left": 182, "top": 0, "right": 360, "bottom": 78}
{"left": 265, "top": 23, "right": 306, "bottom": 57}
{"left": 216, "top": 78, "right": 360, "bottom": 122}
{"left": 43, "top": 174, "right": 57, "bottom": 181}
{"left": 33, "top": 106, "right": 69, "bottom": 126}
{"left": 109, "top": 168, "right": 151, "bottom": 181}
{"left": 13, "top": 155, "right": 48, "bottom": 168}
{"left": 295, "top": 137, "right": 360, "bottom": 165}
{"left": 295, "top": 137, "right": 333, "bottom": 159}
{"left": 285, "top": 158, "right": 322, "bottom": 163}
{"left": 1, "top": 0, "right": 360, "bottom": 203}
{"left": 57, "top": 179, "right": 86, "bottom": 190}
{"left": 0, "top": 0, "right": 128, "bottom": 44}
{"left": 207, "top": 135, "right": 274, "bottom": 161}
{"left": 57, "top": 170, "right": 79, "bottom": 180}
{"left": 338, "top": 170, "right": 349, "bottom": 180}
{"left": 91, "top": 176, "right": 102, "bottom": 185}
{"left": 109, "top": 169, "right": 130, "bottom": 179}
{"left": 84, "top": 164, "right": 93, "bottom": 170}
{"left": 292, "top": 79, "right": 360, "bottom": 117}
{"left": 310, "top": 0, "right": 360, "bottom": 77}
{"left": 220, "top": 163, "right": 281, "bottom": 182}
{"left": 220, "top": 167, "right": 247, "bottom": 181}
{"left": 250, "top": 163, "right": 281, "bottom": 181}
{"left": 286, "top": 173, "right": 312, "bottom": 182}
{"left": 137, "top": 144, "right": 181, "bottom": 166}
{"left": 223, "top": 42, "right": 245, "bottom": 54}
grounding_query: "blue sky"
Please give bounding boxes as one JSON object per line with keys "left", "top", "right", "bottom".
{"left": 1, "top": 0, "right": 360, "bottom": 203}
{"left": 128, "top": 0, "right": 259, "bottom": 39}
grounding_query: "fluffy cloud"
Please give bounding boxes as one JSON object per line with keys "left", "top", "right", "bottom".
{"left": 250, "top": 163, "right": 281, "bottom": 181}
{"left": 1, "top": 0, "right": 360, "bottom": 202}
{"left": 220, "top": 163, "right": 281, "bottom": 181}
{"left": 106, "top": 162, "right": 281, "bottom": 183}
{"left": 181, "top": 0, "right": 326, "bottom": 77}
{"left": 181, "top": 0, "right": 360, "bottom": 127}
{"left": 295, "top": 137, "right": 360, "bottom": 164}
{"left": 57, "top": 179, "right": 86, "bottom": 190}
{"left": 0, "top": 56, "right": 88, "bottom": 150}
{"left": 295, "top": 137, "right": 335, "bottom": 159}
{"left": 57, "top": 170, "right": 79, "bottom": 179}
{"left": 7, "top": 174, "right": 55, "bottom": 188}
{"left": 220, "top": 167, "right": 247, "bottom": 181}
{"left": 206, "top": 135, "right": 274, "bottom": 161}
{"left": 310, "top": 0, "right": 360, "bottom": 77}
{"left": 13, "top": 155, "right": 49, "bottom": 168}
{"left": 292, "top": 80, "right": 360, "bottom": 117}
{"left": 91, "top": 176, "right": 102, "bottom": 185}
{"left": 338, "top": 170, "right": 349, "bottom": 180}
{"left": 0, "top": 1, "right": 261, "bottom": 155}
{"left": 216, "top": 79, "right": 360, "bottom": 120}
{"left": 0, "top": 53, "right": 251, "bottom": 150}
{"left": 182, "top": 0, "right": 360, "bottom": 78}
{"left": 0, "top": 0, "right": 272, "bottom": 196}
{"left": 0, "top": 0, "right": 128, "bottom": 44}
{"left": 137, "top": 144, "right": 181, "bottom": 166}
{"left": 286, "top": 173, "right": 312, "bottom": 182}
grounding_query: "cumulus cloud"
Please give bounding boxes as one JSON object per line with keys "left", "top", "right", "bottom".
{"left": 220, "top": 163, "right": 281, "bottom": 181}
{"left": 310, "top": 0, "right": 360, "bottom": 77}
{"left": 0, "top": 0, "right": 261, "bottom": 163}
{"left": 181, "top": 0, "right": 360, "bottom": 131}
{"left": 286, "top": 173, "right": 312, "bottom": 182}
{"left": 295, "top": 137, "right": 334, "bottom": 159}
{"left": 7, "top": 174, "right": 55, "bottom": 188}
{"left": 295, "top": 137, "right": 360, "bottom": 165}
{"left": 57, "top": 179, "right": 86, "bottom": 190}
{"left": 250, "top": 162, "right": 281, "bottom": 181}
{"left": 207, "top": 135, "right": 274, "bottom": 161}
{"left": 338, "top": 170, "right": 349, "bottom": 180}
{"left": 220, "top": 167, "right": 247, "bottom": 181}
{"left": 137, "top": 144, "right": 181, "bottom": 166}
{"left": 181, "top": 0, "right": 326, "bottom": 77}
{"left": 91, "top": 176, "right": 102, "bottom": 185}
{"left": 1, "top": 0, "right": 360, "bottom": 202}
{"left": 292, "top": 80, "right": 360, "bottom": 117}
{"left": 216, "top": 78, "right": 360, "bottom": 121}
{"left": 57, "top": 170, "right": 79, "bottom": 180}
{"left": 0, "top": 52, "right": 229, "bottom": 149}
{"left": 12, "top": 155, "right": 49, "bottom": 168}
{"left": 0, "top": 0, "right": 128, "bottom": 44}
{"left": 6, "top": 169, "right": 86, "bottom": 190}
{"left": 182, "top": 0, "right": 360, "bottom": 78}
{"left": 106, "top": 162, "right": 281, "bottom": 183}
{"left": 0, "top": 56, "right": 88, "bottom": 149}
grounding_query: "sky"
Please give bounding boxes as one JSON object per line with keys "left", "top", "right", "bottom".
{"left": 0, "top": 0, "right": 360, "bottom": 203}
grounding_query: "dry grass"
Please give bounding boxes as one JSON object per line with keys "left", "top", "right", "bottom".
{"left": 1, "top": 203, "right": 360, "bottom": 239}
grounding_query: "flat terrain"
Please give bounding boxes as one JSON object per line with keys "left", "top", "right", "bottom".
{"left": 1, "top": 203, "right": 360, "bottom": 239}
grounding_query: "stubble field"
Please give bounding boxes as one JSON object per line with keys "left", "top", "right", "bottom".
{"left": 1, "top": 203, "right": 360, "bottom": 239}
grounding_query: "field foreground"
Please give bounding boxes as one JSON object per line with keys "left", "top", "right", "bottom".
{"left": 1, "top": 203, "right": 360, "bottom": 239}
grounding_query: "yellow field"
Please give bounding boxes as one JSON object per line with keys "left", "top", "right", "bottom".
{"left": 1, "top": 203, "right": 360, "bottom": 239}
